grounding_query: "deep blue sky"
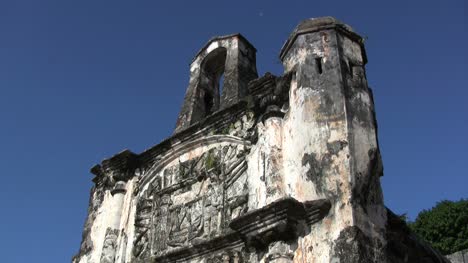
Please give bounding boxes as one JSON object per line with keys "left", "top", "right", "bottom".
{"left": 0, "top": 0, "right": 466, "bottom": 262}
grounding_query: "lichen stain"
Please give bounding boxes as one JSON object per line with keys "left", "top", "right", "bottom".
{"left": 331, "top": 226, "right": 383, "bottom": 263}
{"left": 294, "top": 239, "right": 304, "bottom": 263}
{"left": 295, "top": 180, "right": 304, "bottom": 200}
{"left": 323, "top": 217, "right": 333, "bottom": 232}
{"left": 321, "top": 32, "right": 330, "bottom": 63}
{"left": 294, "top": 235, "right": 317, "bottom": 263}
{"left": 351, "top": 148, "right": 383, "bottom": 214}
{"left": 302, "top": 153, "right": 322, "bottom": 185}
{"left": 296, "top": 48, "right": 309, "bottom": 65}
{"left": 302, "top": 94, "right": 321, "bottom": 123}
{"left": 327, "top": 140, "right": 348, "bottom": 156}
{"left": 301, "top": 139, "right": 348, "bottom": 199}
{"left": 265, "top": 151, "right": 285, "bottom": 199}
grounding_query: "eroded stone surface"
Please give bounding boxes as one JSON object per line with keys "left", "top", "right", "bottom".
{"left": 446, "top": 249, "right": 468, "bottom": 263}
{"left": 73, "top": 17, "right": 449, "bottom": 263}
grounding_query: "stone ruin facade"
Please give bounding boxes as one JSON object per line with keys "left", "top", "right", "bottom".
{"left": 73, "top": 17, "right": 451, "bottom": 263}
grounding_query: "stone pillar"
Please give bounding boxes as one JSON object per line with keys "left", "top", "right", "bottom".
{"left": 100, "top": 180, "right": 128, "bottom": 263}
{"left": 110, "top": 181, "right": 127, "bottom": 228}
{"left": 280, "top": 17, "right": 386, "bottom": 262}
{"left": 73, "top": 149, "right": 138, "bottom": 263}
{"left": 261, "top": 107, "right": 286, "bottom": 204}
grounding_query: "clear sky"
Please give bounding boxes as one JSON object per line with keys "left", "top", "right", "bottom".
{"left": 0, "top": 0, "right": 466, "bottom": 262}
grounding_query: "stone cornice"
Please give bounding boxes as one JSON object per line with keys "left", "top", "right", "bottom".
{"left": 230, "top": 197, "right": 331, "bottom": 249}
{"left": 91, "top": 150, "right": 138, "bottom": 185}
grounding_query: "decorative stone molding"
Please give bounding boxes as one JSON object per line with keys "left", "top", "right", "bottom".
{"left": 260, "top": 105, "right": 284, "bottom": 124}
{"left": 100, "top": 228, "right": 120, "bottom": 263}
{"left": 150, "top": 232, "right": 244, "bottom": 263}
{"left": 110, "top": 181, "right": 127, "bottom": 196}
{"left": 257, "top": 72, "right": 293, "bottom": 124}
{"left": 139, "top": 135, "right": 251, "bottom": 189}
{"left": 91, "top": 150, "right": 139, "bottom": 189}
{"left": 229, "top": 197, "right": 331, "bottom": 249}
{"left": 303, "top": 199, "right": 333, "bottom": 225}
{"left": 265, "top": 242, "right": 295, "bottom": 263}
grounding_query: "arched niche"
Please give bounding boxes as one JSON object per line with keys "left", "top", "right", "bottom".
{"left": 174, "top": 34, "right": 258, "bottom": 133}
{"left": 196, "top": 47, "right": 227, "bottom": 118}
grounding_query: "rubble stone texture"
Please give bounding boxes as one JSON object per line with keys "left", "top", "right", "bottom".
{"left": 73, "top": 17, "right": 450, "bottom": 263}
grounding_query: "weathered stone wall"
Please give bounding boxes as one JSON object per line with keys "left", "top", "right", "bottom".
{"left": 446, "top": 249, "right": 468, "bottom": 263}
{"left": 279, "top": 17, "right": 386, "bottom": 262}
{"left": 73, "top": 17, "right": 450, "bottom": 263}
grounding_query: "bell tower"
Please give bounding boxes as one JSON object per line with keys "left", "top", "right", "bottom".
{"left": 174, "top": 34, "right": 258, "bottom": 133}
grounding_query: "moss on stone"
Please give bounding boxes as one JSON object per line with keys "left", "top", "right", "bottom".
{"left": 205, "top": 150, "right": 217, "bottom": 170}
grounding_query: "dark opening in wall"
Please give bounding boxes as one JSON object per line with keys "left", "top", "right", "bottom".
{"left": 315, "top": 57, "right": 323, "bottom": 74}
{"left": 204, "top": 92, "right": 214, "bottom": 115}
{"left": 199, "top": 47, "right": 227, "bottom": 118}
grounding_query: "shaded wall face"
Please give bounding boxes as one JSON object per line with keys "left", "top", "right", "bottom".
{"left": 337, "top": 32, "right": 386, "bottom": 238}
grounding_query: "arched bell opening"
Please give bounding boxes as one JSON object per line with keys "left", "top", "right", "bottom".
{"left": 198, "top": 47, "right": 227, "bottom": 117}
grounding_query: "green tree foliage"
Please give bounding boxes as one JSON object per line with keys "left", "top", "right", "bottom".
{"left": 408, "top": 199, "right": 468, "bottom": 255}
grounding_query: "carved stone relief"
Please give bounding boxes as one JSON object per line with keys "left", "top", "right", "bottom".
{"left": 100, "top": 228, "right": 120, "bottom": 263}
{"left": 203, "top": 248, "right": 249, "bottom": 263}
{"left": 132, "top": 142, "right": 250, "bottom": 261}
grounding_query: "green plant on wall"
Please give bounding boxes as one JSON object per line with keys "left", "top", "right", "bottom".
{"left": 205, "top": 150, "right": 218, "bottom": 170}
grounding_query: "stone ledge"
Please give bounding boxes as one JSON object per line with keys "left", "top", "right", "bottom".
{"left": 230, "top": 197, "right": 331, "bottom": 249}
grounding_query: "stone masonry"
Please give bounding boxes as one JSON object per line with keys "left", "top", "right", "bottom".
{"left": 73, "top": 17, "right": 450, "bottom": 263}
